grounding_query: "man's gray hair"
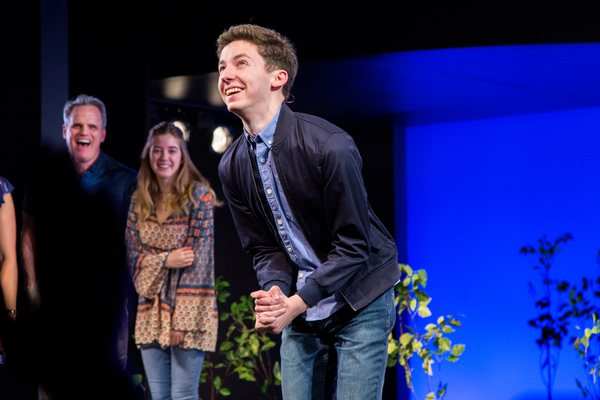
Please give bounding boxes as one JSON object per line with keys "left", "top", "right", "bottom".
{"left": 63, "top": 94, "right": 107, "bottom": 129}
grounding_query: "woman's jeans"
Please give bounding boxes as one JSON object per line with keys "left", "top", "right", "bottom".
{"left": 281, "top": 288, "right": 396, "bottom": 400}
{"left": 140, "top": 345, "right": 205, "bottom": 400}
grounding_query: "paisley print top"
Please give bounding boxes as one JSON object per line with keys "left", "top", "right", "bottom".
{"left": 125, "top": 182, "right": 217, "bottom": 351}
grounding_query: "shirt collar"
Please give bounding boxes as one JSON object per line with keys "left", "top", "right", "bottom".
{"left": 84, "top": 150, "right": 106, "bottom": 175}
{"left": 244, "top": 105, "right": 282, "bottom": 149}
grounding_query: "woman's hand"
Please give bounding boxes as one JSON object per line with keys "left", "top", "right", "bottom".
{"left": 169, "top": 330, "right": 185, "bottom": 346}
{"left": 166, "top": 247, "right": 195, "bottom": 269}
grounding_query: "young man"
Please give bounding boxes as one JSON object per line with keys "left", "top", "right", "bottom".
{"left": 217, "top": 25, "right": 400, "bottom": 399}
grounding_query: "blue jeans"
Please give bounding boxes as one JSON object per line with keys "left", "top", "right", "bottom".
{"left": 281, "top": 287, "right": 396, "bottom": 400}
{"left": 140, "top": 345, "right": 205, "bottom": 400}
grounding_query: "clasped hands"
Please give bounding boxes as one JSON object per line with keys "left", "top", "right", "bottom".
{"left": 251, "top": 286, "right": 309, "bottom": 334}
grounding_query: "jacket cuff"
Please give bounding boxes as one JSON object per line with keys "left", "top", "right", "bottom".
{"left": 296, "top": 279, "right": 327, "bottom": 308}
{"left": 264, "top": 280, "right": 291, "bottom": 297}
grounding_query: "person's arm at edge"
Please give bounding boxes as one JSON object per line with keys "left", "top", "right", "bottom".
{"left": 20, "top": 211, "right": 36, "bottom": 295}
{"left": 0, "top": 193, "right": 18, "bottom": 317}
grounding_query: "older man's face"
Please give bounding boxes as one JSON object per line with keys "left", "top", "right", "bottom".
{"left": 63, "top": 105, "right": 106, "bottom": 171}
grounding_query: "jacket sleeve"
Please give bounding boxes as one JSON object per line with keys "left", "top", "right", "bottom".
{"left": 295, "top": 132, "right": 372, "bottom": 307}
{"left": 125, "top": 194, "right": 169, "bottom": 299}
{"left": 219, "top": 156, "right": 296, "bottom": 296}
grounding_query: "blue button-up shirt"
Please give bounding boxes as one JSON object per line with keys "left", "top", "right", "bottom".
{"left": 245, "top": 107, "right": 344, "bottom": 321}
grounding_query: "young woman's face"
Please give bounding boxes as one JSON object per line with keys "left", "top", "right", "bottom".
{"left": 149, "top": 134, "right": 182, "bottom": 184}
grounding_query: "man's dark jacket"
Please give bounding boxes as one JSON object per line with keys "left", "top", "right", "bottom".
{"left": 219, "top": 104, "right": 400, "bottom": 311}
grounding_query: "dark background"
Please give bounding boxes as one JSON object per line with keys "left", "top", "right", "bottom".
{"left": 1, "top": 1, "right": 600, "bottom": 398}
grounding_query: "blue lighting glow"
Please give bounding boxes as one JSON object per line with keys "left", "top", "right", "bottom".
{"left": 394, "top": 43, "right": 600, "bottom": 399}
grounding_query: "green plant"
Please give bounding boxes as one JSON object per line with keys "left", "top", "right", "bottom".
{"left": 522, "top": 234, "right": 600, "bottom": 399}
{"left": 387, "top": 264, "right": 465, "bottom": 400}
{"left": 521, "top": 233, "right": 574, "bottom": 400}
{"left": 571, "top": 251, "right": 600, "bottom": 398}
{"left": 574, "top": 312, "right": 600, "bottom": 398}
{"left": 200, "top": 277, "right": 281, "bottom": 400}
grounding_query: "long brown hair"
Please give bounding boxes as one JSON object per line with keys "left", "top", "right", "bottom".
{"left": 134, "top": 121, "right": 221, "bottom": 221}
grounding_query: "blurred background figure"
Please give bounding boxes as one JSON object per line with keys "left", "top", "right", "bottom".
{"left": 20, "top": 95, "right": 140, "bottom": 399}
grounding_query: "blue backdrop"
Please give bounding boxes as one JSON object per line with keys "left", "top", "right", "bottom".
{"left": 399, "top": 105, "right": 600, "bottom": 399}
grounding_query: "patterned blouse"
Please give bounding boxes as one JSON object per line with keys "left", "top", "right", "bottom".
{"left": 125, "top": 182, "right": 218, "bottom": 351}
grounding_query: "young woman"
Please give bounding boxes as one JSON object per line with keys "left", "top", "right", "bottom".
{"left": 125, "top": 122, "right": 219, "bottom": 400}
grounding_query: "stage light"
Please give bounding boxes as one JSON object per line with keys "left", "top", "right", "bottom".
{"left": 163, "top": 76, "right": 190, "bottom": 100}
{"left": 211, "top": 126, "right": 232, "bottom": 153}
{"left": 172, "top": 120, "right": 190, "bottom": 141}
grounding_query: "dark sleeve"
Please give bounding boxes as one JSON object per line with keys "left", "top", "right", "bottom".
{"left": 295, "top": 132, "right": 372, "bottom": 306}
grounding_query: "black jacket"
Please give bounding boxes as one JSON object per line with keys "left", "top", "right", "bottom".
{"left": 219, "top": 104, "right": 400, "bottom": 311}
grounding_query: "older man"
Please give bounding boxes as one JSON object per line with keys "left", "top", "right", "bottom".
{"left": 21, "top": 94, "right": 139, "bottom": 399}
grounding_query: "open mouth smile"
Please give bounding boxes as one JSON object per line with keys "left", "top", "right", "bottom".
{"left": 225, "top": 88, "right": 243, "bottom": 96}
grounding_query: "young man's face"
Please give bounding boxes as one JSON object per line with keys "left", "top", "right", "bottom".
{"left": 218, "top": 40, "right": 276, "bottom": 120}
{"left": 63, "top": 105, "right": 106, "bottom": 171}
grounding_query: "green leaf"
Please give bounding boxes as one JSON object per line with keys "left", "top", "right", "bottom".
{"left": 422, "top": 358, "right": 434, "bottom": 375}
{"left": 414, "top": 289, "right": 430, "bottom": 303}
{"left": 400, "top": 333, "right": 414, "bottom": 346}
{"left": 418, "top": 305, "right": 432, "bottom": 318}
{"left": 220, "top": 341, "right": 233, "bottom": 351}
{"left": 435, "top": 337, "right": 451, "bottom": 352}
{"left": 260, "top": 379, "right": 269, "bottom": 393}
{"left": 400, "top": 263, "right": 413, "bottom": 276}
{"left": 441, "top": 325, "right": 455, "bottom": 334}
{"left": 219, "top": 388, "right": 232, "bottom": 396}
{"left": 412, "top": 274, "right": 421, "bottom": 288}
{"left": 452, "top": 344, "right": 466, "bottom": 356}
{"left": 218, "top": 293, "right": 229, "bottom": 303}
{"left": 418, "top": 269, "right": 428, "bottom": 287}
{"left": 409, "top": 298, "right": 417, "bottom": 312}
{"left": 273, "top": 361, "right": 282, "bottom": 383}
{"left": 130, "top": 374, "right": 143, "bottom": 387}
{"left": 425, "top": 323, "right": 437, "bottom": 332}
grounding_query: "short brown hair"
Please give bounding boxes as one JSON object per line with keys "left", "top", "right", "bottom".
{"left": 216, "top": 24, "right": 298, "bottom": 100}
